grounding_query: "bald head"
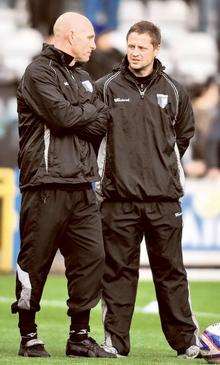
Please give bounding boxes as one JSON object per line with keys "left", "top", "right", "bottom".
{"left": 53, "top": 12, "right": 92, "bottom": 38}
{"left": 53, "top": 12, "right": 96, "bottom": 63}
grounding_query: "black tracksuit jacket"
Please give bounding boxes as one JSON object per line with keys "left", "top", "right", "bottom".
{"left": 96, "top": 58, "right": 195, "bottom": 201}
{"left": 17, "top": 44, "right": 108, "bottom": 191}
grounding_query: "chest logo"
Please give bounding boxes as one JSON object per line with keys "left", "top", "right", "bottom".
{"left": 114, "top": 97, "right": 130, "bottom": 103}
{"left": 157, "top": 94, "right": 168, "bottom": 108}
{"left": 82, "top": 80, "right": 93, "bottom": 93}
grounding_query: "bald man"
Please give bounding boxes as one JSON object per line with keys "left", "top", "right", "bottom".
{"left": 11, "top": 12, "right": 115, "bottom": 358}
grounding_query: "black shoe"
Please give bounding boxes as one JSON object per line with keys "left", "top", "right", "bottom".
{"left": 18, "top": 338, "right": 50, "bottom": 357}
{"left": 66, "top": 336, "right": 117, "bottom": 358}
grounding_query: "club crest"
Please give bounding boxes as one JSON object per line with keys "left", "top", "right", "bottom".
{"left": 82, "top": 80, "right": 93, "bottom": 93}
{"left": 157, "top": 94, "right": 168, "bottom": 108}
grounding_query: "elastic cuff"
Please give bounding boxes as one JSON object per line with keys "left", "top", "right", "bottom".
{"left": 70, "top": 310, "right": 91, "bottom": 332}
{"left": 18, "top": 309, "right": 37, "bottom": 336}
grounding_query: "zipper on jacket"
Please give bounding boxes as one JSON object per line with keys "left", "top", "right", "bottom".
{"left": 136, "top": 83, "right": 147, "bottom": 99}
{"left": 65, "top": 66, "right": 78, "bottom": 86}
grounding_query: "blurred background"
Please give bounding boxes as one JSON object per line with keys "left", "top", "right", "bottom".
{"left": 0, "top": 0, "right": 220, "bottom": 275}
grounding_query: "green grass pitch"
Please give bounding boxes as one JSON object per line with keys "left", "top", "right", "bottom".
{"left": 0, "top": 275, "right": 220, "bottom": 364}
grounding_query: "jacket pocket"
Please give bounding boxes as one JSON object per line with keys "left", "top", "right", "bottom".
{"left": 159, "top": 107, "right": 176, "bottom": 156}
{"left": 75, "top": 136, "right": 89, "bottom": 163}
{"left": 51, "top": 135, "right": 84, "bottom": 178}
{"left": 157, "top": 201, "right": 183, "bottom": 228}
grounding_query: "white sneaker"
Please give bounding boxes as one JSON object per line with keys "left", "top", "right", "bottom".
{"left": 177, "top": 345, "right": 201, "bottom": 359}
{"left": 101, "top": 344, "right": 126, "bottom": 358}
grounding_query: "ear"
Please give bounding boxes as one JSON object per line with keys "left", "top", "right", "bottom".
{"left": 68, "top": 30, "right": 75, "bottom": 45}
{"left": 154, "top": 44, "right": 160, "bottom": 57}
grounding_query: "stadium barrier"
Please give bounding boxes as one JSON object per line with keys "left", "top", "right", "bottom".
{"left": 140, "top": 178, "right": 220, "bottom": 267}
{"left": 0, "top": 168, "right": 17, "bottom": 272}
{"left": 0, "top": 173, "right": 220, "bottom": 272}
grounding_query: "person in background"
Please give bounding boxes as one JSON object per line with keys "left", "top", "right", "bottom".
{"left": 205, "top": 105, "right": 220, "bottom": 178}
{"left": 85, "top": 30, "right": 123, "bottom": 80}
{"left": 82, "top": 0, "right": 120, "bottom": 34}
{"left": 185, "top": 76, "right": 219, "bottom": 178}
{"left": 96, "top": 21, "right": 200, "bottom": 359}
{"left": 11, "top": 11, "right": 115, "bottom": 359}
{"left": 27, "top": 0, "right": 62, "bottom": 36}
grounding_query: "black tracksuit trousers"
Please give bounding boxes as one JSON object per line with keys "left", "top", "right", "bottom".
{"left": 101, "top": 200, "right": 199, "bottom": 356}
{"left": 12, "top": 186, "right": 105, "bottom": 318}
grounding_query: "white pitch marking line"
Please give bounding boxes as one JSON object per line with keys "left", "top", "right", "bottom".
{"left": 1, "top": 297, "right": 219, "bottom": 318}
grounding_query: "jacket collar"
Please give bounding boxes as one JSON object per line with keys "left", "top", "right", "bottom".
{"left": 41, "top": 43, "right": 76, "bottom": 69}
{"left": 118, "top": 56, "right": 164, "bottom": 77}
{"left": 112, "top": 56, "right": 164, "bottom": 91}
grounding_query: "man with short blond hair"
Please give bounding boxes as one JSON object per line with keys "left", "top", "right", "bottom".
{"left": 11, "top": 12, "right": 115, "bottom": 359}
